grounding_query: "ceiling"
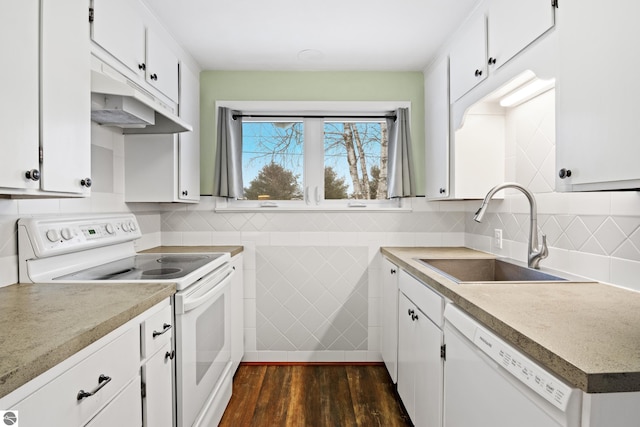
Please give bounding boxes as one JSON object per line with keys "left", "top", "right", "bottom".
{"left": 141, "top": 0, "right": 481, "bottom": 71}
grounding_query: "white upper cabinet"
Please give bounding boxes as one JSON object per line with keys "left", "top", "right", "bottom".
{"left": 124, "top": 62, "right": 200, "bottom": 203}
{"left": 0, "top": 0, "right": 90, "bottom": 196}
{"left": 40, "top": 0, "right": 91, "bottom": 194}
{"left": 91, "top": 0, "right": 179, "bottom": 103}
{"left": 0, "top": 0, "right": 40, "bottom": 192}
{"left": 178, "top": 63, "right": 201, "bottom": 202}
{"left": 556, "top": 0, "right": 640, "bottom": 191}
{"left": 424, "top": 57, "right": 450, "bottom": 199}
{"left": 146, "top": 29, "right": 180, "bottom": 103}
{"left": 450, "top": 0, "right": 556, "bottom": 103}
{"left": 90, "top": 0, "right": 146, "bottom": 79}
{"left": 450, "top": 13, "right": 487, "bottom": 102}
{"left": 487, "top": 0, "right": 555, "bottom": 71}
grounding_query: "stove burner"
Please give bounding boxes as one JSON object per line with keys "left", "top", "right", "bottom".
{"left": 142, "top": 268, "right": 183, "bottom": 276}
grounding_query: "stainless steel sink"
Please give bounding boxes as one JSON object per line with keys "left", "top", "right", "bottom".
{"left": 417, "top": 258, "right": 567, "bottom": 283}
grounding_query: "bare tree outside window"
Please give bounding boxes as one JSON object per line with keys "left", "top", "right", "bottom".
{"left": 241, "top": 119, "right": 389, "bottom": 201}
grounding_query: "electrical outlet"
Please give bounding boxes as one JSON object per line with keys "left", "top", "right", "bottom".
{"left": 494, "top": 229, "right": 503, "bottom": 249}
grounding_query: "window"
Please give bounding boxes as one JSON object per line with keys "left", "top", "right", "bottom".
{"left": 215, "top": 101, "right": 414, "bottom": 210}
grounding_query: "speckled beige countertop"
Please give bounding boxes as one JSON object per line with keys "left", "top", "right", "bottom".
{"left": 381, "top": 247, "right": 640, "bottom": 394}
{"left": 0, "top": 245, "right": 243, "bottom": 400}
{"left": 0, "top": 282, "right": 175, "bottom": 399}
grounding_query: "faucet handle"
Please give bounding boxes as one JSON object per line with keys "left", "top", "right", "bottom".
{"left": 539, "top": 233, "right": 549, "bottom": 259}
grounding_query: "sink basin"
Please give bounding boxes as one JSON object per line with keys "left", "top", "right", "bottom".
{"left": 417, "top": 258, "right": 567, "bottom": 283}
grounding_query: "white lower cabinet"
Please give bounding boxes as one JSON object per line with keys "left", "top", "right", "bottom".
{"left": 142, "top": 342, "right": 174, "bottom": 427}
{"left": 397, "top": 270, "right": 444, "bottom": 427}
{"left": 230, "top": 253, "right": 245, "bottom": 373}
{"left": 2, "top": 299, "right": 173, "bottom": 427}
{"left": 381, "top": 257, "right": 400, "bottom": 383}
{"left": 13, "top": 327, "right": 140, "bottom": 427}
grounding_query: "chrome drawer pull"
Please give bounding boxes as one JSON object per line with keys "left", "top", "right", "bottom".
{"left": 77, "top": 374, "right": 111, "bottom": 401}
{"left": 152, "top": 323, "right": 172, "bottom": 338}
{"left": 165, "top": 350, "right": 176, "bottom": 361}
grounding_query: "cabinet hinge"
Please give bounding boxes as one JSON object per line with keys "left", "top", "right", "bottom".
{"left": 551, "top": 0, "right": 558, "bottom": 8}
{"left": 440, "top": 344, "right": 446, "bottom": 360}
{"left": 141, "top": 380, "right": 146, "bottom": 399}
{"left": 39, "top": 147, "right": 43, "bottom": 164}
{"left": 89, "top": 7, "right": 94, "bottom": 23}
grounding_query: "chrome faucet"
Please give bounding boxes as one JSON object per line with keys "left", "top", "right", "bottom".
{"left": 474, "top": 182, "right": 548, "bottom": 269}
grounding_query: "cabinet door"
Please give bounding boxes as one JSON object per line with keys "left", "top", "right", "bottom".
{"left": 449, "top": 13, "right": 487, "bottom": 102}
{"left": 425, "top": 57, "right": 450, "bottom": 199}
{"left": 146, "top": 28, "right": 179, "bottom": 102}
{"left": 91, "top": 0, "right": 146, "bottom": 78}
{"left": 556, "top": 0, "right": 640, "bottom": 191}
{"left": 0, "top": 0, "right": 40, "bottom": 191}
{"left": 230, "top": 254, "right": 244, "bottom": 373}
{"left": 397, "top": 293, "right": 417, "bottom": 421}
{"left": 178, "top": 62, "right": 201, "bottom": 202}
{"left": 488, "top": 0, "right": 555, "bottom": 70}
{"left": 40, "top": 0, "right": 91, "bottom": 194}
{"left": 143, "top": 343, "right": 174, "bottom": 427}
{"left": 381, "top": 258, "right": 399, "bottom": 383}
{"left": 397, "top": 292, "right": 443, "bottom": 427}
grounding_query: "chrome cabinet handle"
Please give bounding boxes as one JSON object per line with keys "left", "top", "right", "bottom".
{"left": 411, "top": 313, "right": 419, "bottom": 321}
{"left": 390, "top": 268, "right": 396, "bottom": 274}
{"left": 152, "top": 323, "right": 172, "bottom": 338}
{"left": 77, "top": 374, "right": 111, "bottom": 401}
{"left": 165, "top": 350, "right": 176, "bottom": 361}
{"left": 408, "top": 308, "right": 415, "bottom": 316}
{"left": 80, "top": 178, "right": 92, "bottom": 188}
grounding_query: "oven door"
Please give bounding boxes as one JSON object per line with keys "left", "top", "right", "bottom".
{"left": 174, "top": 264, "right": 234, "bottom": 427}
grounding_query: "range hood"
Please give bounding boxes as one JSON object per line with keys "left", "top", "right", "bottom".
{"left": 91, "top": 69, "right": 192, "bottom": 134}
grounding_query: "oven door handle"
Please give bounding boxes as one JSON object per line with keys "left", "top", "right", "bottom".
{"left": 182, "top": 269, "right": 234, "bottom": 313}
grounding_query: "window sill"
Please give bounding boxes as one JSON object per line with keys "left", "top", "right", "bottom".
{"left": 213, "top": 198, "right": 414, "bottom": 213}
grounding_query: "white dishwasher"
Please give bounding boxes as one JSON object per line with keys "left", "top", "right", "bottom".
{"left": 443, "top": 304, "right": 582, "bottom": 427}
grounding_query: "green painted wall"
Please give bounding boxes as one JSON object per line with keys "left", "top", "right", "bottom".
{"left": 199, "top": 71, "right": 425, "bottom": 195}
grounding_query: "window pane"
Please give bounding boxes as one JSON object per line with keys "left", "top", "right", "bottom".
{"left": 324, "top": 121, "right": 388, "bottom": 200}
{"left": 242, "top": 121, "right": 304, "bottom": 200}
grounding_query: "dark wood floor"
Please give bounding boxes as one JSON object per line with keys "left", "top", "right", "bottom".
{"left": 219, "top": 364, "right": 413, "bottom": 427}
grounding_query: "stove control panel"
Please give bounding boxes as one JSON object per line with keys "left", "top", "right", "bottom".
{"left": 18, "top": 214, "right": 142, "bottom": 259}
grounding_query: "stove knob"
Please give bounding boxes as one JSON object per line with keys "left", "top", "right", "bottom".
{"left": 61, "top": 228, "right": 76, "bottom": 240}
{"left": 128, "top": 221, "right": 137, "bottom": 231}
{"left": 105, "top": 223, "right": 115, "bottom": 234}
{"left": 122, "top": 222, "right": 131, "bottom": 232}
{"left": 46, "top": 229, "right": 61, "bottom": 242}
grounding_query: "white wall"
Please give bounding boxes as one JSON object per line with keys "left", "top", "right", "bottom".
{"left": 464, "top": 89, "right": 640, "bottom": 292}
{"left": 158, "top": 197, "right": 466, "bottom": 362}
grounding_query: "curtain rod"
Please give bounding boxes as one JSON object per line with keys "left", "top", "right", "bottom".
{"left": 232, "top": 113, "right": 397, "bottom": 120}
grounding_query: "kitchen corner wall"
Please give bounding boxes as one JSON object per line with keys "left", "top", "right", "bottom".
{"left": 463, "top": 89, "right": 640, "bottom": 292}
{"left": 159, "top": 198, "right": 466, "bottom": 362}
{"left": 0, "top": 124, "right": 162, "bottom": 287}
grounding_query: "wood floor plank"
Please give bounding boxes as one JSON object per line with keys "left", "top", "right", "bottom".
{"left": 346, "top": 365, "right": 412, "bottom": 427}
{"left": 220, "top": 364, "right": 412, "bottom": 427}
{"left": 218, "top": 364, "right": 267, "bottom": 426}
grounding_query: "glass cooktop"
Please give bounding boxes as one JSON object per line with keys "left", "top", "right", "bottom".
{"left": 54, "top": 253, "right": 224, "bottom": 281}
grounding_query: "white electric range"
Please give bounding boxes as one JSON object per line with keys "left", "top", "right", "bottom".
{"left": 18, "top": 214, "right": 235, "bottom": 427}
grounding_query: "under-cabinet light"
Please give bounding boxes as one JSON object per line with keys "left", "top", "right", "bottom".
{"left": 499, "top": 78, "right": 555, "bottom": 107}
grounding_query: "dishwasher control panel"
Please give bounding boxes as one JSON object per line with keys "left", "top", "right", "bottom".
{"left": 473, "top": 327, "right": 572, "bottom": 411}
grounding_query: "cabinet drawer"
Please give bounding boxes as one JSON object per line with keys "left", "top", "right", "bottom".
{"left": 15, "top": 327, "right": 139, "bottom": 427}
{"left": 141, "top": 304, "right": 173, "bottom": 358}
{"left": 85, "top": 376, "right": 142, "bottom": 427}
{"left": 399, "top": 270, "right": 444, "bottom": 326}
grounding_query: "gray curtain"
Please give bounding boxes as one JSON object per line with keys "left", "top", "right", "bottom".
{"left": 387, "top": 108, "right": 416, "bottom": 198}
{"left": 213, "top": 107, "right": 243, "bottom": 198}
